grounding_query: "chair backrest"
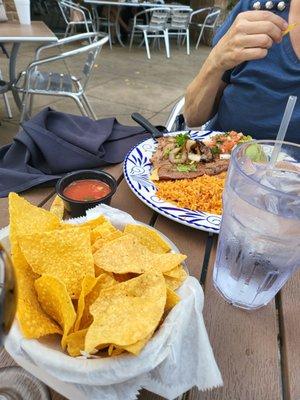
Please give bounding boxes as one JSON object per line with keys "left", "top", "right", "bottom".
{"left": 37, "top": 34, "right": 108, "bottom": 92}
{"left": 149, "top": 8, "right": 170, "bottom": 29}
{"left": 79, "top": 36, "right": 108, "bottom": 90}
{"left": 205, "top": 7, "right": 221, "bottom": 27}
{"left": 165, "top": 97, "right": 185, "bottom": 132}
{"left": 57, "top": 0, "right": 70, "bottom": 24}
{"left": 165, "top": 97, "right": 217, "bottom": 131}
{"left": 170, "top": 7, "right": 192, "bottom": 30}
{"left": 57, "top": 0, "right": 83, "bottom": 24}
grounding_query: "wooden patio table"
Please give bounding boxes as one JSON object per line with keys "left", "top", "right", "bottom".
{"left": 0, "top": 162, "right": 299, "bottom": 400}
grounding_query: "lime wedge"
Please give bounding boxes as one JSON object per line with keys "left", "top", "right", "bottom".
{"left": 245, "top": 143, "right": 267, "bottom": 162}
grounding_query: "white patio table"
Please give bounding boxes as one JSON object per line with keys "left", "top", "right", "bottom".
{"left": 84, "top": 0, "right": 190, "bottom": 46}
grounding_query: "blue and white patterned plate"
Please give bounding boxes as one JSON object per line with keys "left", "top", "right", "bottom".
{"left": 124, "top": 130, "right": 223, "bottom": 233}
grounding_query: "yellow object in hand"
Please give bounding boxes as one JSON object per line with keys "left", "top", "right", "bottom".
{"left": 282, "top": 23, "right": 299, "bottom": 36}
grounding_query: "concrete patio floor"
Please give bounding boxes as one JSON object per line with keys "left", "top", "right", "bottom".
{"left": 0, "top": 40, "right": 211, "bottom": 147}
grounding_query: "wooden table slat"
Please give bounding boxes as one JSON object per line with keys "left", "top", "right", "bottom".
{"left": 103, "top": 163, "right": 124, "bottom": 182}
{"left": 154, "top": 216, "right": 207, "bottom": 280}
{"left": 188, "top": 239, "right": 282, "bottom": 400}
{"left": 279, "top": 269, "right": 300, "bottom": 400}
{"left": 0, "top": 21, "right": 57, "bottom": 42}
{"left": 0, "top": 187, "right": 56, "bottom": 228}
{"left": 111, "top": 179, "right": 154, "bottom": 224}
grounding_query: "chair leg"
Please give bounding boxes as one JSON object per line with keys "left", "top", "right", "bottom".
{"left": 20, "top": 92, "right": 30, "bottom": 123}
{"left": 3, "top": 92, "right": 12, "bottom": 119}
{"left": 143, "top": 30, "right": 151, "bottom": 60}
{"left": 107, "top": 19, "right": 113, "bottom": 50}
{"left": 85, "top": 20, "right": 90, "bottom": 34}
{"left": 115, "top": 7, "right": 126, "bottom": 48}
{"left": 163, "top": 30, "right": 170, "bottom": 59}
{"left": 72, "top": 95, "right": 89, "bottom": 117}
{"left": 81, "top": 93, "right": 97, "bottom": 120}
{"left": 186, "top": 29, "right": 190, "bottom": 55}
{"left": 129, "top": 27, "right": 135, "bottom": 51}
{"left": 152, "top": 36, "right": 157, "bottom": 50}
{"left": 64, "top": 24, "right": 70, "bottom": 38}
{"left": 0, "top": 69, "right": 12, "bottom": 119}
{"left": 138, "top": 36, "right": 145, "bottom": 48}
{"left": 196, "top": 26, "right": 205, "bottom": 50}
{"left": 28, "top": 94, "right": 34, "bottom": 118}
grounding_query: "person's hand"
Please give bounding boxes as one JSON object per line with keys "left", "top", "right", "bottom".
{"left": 210, "top": 10, "right": 288, "bottom": 71}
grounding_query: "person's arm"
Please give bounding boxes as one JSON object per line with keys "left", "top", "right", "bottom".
{"left": 184, "top": 10, "right": 288, "bottom": 128}
{"left": 184, "top": 55, "right": 227, "bottom": 128}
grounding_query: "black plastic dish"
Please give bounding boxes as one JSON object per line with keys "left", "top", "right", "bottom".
{"left": 56, "top": 170, "right": 117, "bottom": 217}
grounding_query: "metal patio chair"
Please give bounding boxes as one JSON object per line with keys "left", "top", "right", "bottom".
{"left": 91, "top": 6, "right": 114, "bottom": 50}
{"left": 13, "top": 33, "right": 109, "bottom": 123}
{"left": 167, "top": 7, "right": 192, "bottom": 55}
{"left": 57, "top": 0, "right": 95, "bottom": 38}
{"left": 0, "top": 72, "right": 12, "bottom": 120}
{"left": 166, "top": 97, "right": 186, "bottom": 132}
{"left": 166, "top": 97, "right": 215, "bottom": 132}
{"left": 129, "top": 7, "right": 171, "bottom": 60}
{"left": 189, "top": 7, "right": 221, "bottom": 49}
{"left": 0, "top": 45, "right": 12, "bottom": 119}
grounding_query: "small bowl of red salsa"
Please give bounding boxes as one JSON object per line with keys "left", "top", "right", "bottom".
{"left": 56, "top": 170, "right": 117, "bottom": 217}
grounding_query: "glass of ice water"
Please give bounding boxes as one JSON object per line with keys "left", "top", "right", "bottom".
{"left": 213, "top": 140, "right": 300, "bottom": 310}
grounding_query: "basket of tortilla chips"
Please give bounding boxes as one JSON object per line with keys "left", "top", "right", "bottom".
{"left": 5, "top": 194, "right": 186, "bottom": 368}
{"left": 3, "top": 194, "right": 222, "bottom": 397}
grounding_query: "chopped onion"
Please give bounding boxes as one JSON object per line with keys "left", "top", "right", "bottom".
{"left": 220, "top": 154, "right": 231, "bottom": 160}
{"left": 188, "top": 153, "right": 201, "bottom": 162}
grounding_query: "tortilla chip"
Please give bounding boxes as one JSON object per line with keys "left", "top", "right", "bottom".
{"left": 16, "top": 265, "right": 62, "bottom": 339}
{"left": 92, "top": 230, "right": 124, "bottom": 253}
{"left": 94, "top": 265, "right": 108, "bottom": 277}
{"left": 122, "top": 331, "right": 153, "bottom": 355}
{"left": 91, "top": 238, "right": 106, "bottom": 253}
{"left": 9, "top": 193, "right": 62, "bottom": 338}
{"left": 91, "top": 221, "right": 116, "bottom": 243}
{"left": 49, "top": 195, "right": 65, "bottom": 220}
{"left": 108, "top": 345, "right": 124, "bottom": 357}
{"left": 85, "top": 269, "right": 166, "bottom": 353}
{"left": 163, "top": 265, "right": 187, "bottom": 290}
{"left": 93, "top": 234, "right": 186, "bottom": 274}
{"left": 74, "top": 276, "right": 98, "bottom": 332}
{"left": 82, "top": 215, "right": 107, "bottom": 228}
{"left": 9, "top": 193, "right": 60, "bottom": 268}
{"left": 108, "top": 333, "right": 152, "bottom": 356}
{"left": 19, "top": 227, "right": 94, "bottom": 298}
{"left": 150, "top": 168, "right": 159, "bottom": 181}
{"left": 124, "top": 224, "right": 171, "bottom": 254}
{"left": 164, "top": 276, "right": 182, "bottom": 291}
{"left": 164, "top": 265, "right": 187, "bottom": 280}
{"left": 113, "top": 273, "right": 137, "bottom": 282}
{"left": 66, "top": 329, "right": 88, "bottom": 357}
{"left": 35, "top": 275, "right": 76, "bottom": 349}
{"left": 165, "top": 287, "right": 180, "bottom": 313}
{"left": 79, "top": 273, "right": 116, "bottom": 330}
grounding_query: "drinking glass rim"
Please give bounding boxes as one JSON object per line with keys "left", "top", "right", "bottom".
{"left": 231, "top": 139, "right": 300, "bottom": 200}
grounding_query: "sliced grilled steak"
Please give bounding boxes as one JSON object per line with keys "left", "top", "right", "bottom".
{"left": 158, "top": 159, "right": 229, "bottom": 180}
{"left": 151, "top": 137, "right": 176, "bottom": 166}
{"left": 151, "top": 135, "right": 229, "bottom": 180}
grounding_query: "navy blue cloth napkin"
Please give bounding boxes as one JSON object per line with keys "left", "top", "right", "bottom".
{"left": 0, "top": 108, "right": 151, "bottom": 197}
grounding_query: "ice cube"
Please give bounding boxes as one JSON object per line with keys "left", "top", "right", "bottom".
{"left": 260, "top": 169, "right": 300, "bottom": 196}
